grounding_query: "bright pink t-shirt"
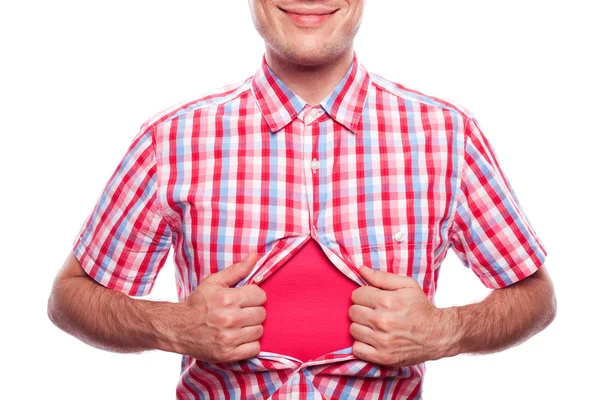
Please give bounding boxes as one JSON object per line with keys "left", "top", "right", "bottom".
{"left": 258, "top": 238, "right": 360, "bottom": 361}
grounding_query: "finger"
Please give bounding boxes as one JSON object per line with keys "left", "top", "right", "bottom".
{"left": 236, "top": 306, "right": 267, "bottom": 327}
{"left": 207, "top": 252, "right": 260, "bottom": 287}
{"left": 236, "top": 325, "right": 264, "bottom": 345}
{"left": 352, "top": 340, "right": 380, "bottom": 364}
{"left": 351, "top": 286, "right": 382, "bottom": 309}
{"left": 212, "top": 287, "right": 248, "bottom": 308}
{"left": 359, "top": 266, "right": 416, "bottom": 291}
{"left": 348, "top": 304, "right": 376, "bottom": 330}
{"left": 235, "top": 284, "right": 267, "bottom": 307}
{"left": 232, "top": 341, "right": 261, "bottom": 361}
{"left": 349, "top": 322, "right": 378, "bottom": 348}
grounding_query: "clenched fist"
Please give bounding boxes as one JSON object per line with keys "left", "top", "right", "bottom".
{"left": 349, "top": 266, "right": 456, "bottom": 367}
{"left": 170, "top": 252, "right": 267, "bottom": 363}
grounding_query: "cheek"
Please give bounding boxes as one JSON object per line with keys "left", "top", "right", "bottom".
{"left": 346, "top": 1, "right": 364, "bottom": 29}
{"left": 328, "top": 7, "right": 363, "bottom": 41}
{"left": 251, "top": 1, "right": 277, "bottom": 34}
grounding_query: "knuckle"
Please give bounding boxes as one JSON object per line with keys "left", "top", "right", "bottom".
{"left": 375, "top": 294, "right": 394, "bottom": 309}
{"left": 217, "top": 291, "right": 236, "bottom": 307}
{"left": 219, "top": 331, "right": 236, "bottom": 346}
{"left": 214, "top": 312, "right": 236, "bottom": 328}
{"left": 378, "top": 332, "right": 392, "bottom": 349}
{"left": 374, "top": 316, "right": 393, "bottom": 332}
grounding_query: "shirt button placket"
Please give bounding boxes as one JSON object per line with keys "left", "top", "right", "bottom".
{"left": 310, "top": 158, "right": 320, "bottom": 173}
{"left": 393, "top": 231, "right": 406, "bottom": 243}
{"left": 305, "top": 107, "right": 321, "bottom": 125}
{"left": 306, "top": 107, "right": 322, "bottom": 230}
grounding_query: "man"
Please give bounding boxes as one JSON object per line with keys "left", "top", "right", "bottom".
{"left": 47, "top": 0, "right": 556, "bottom": 398}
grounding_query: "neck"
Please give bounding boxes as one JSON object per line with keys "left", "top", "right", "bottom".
{"left": 264, "top": 48, "right": 355, "bottom": 106}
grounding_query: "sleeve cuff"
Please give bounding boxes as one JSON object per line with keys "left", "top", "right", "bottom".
{"left": 72, "top": 236, "right": 156, "bottom": 297}
{"left": 474, "top": 243, "right": 547, "bottom": 289}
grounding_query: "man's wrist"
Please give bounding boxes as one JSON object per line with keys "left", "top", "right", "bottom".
{"left": 434, "top": 306, "right": 464, "bottom": 359}
{"left": 135, "top": 298, "right": 184, "bottom": 354}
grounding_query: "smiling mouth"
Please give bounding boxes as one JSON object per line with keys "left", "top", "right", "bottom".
{"left": 278, "top": 7, "right": 339, "bottom": 27}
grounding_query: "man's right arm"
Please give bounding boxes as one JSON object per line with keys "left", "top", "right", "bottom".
{"left": 47, "top": 251, "right": 266, "bottom": 362}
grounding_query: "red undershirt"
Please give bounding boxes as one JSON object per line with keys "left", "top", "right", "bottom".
{"left": 258, "top": 238, "right": 360, "bottom": 361}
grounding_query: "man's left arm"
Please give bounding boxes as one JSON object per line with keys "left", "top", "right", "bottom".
{"left": 349, "top": 113, "right": 555, "bottom": 366}
{"left": 445, "top": 264, "right": 556, "bottom": 356}
{"left": 349, "top": 264, "right": 556, "bottom": 367}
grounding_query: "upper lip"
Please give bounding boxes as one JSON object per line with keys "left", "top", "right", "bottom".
{"left": 279, "top": 6, "right": 338, "bottom": 15}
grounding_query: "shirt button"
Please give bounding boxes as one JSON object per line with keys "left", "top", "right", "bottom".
{"left": 393, "top": 231, "right": 406, "bottom": 243}
{"left": 310, "top": 108, "right": 320, "bottom": 117}
{"left": 254, "top": 273, "right": 264, "bottom": 283}
{"left": 310, "top": 158, "right": 320, "bottom": 172}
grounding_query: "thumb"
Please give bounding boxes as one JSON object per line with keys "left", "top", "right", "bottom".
{"left": 208, "top": 252, "right": 260, "bottom": 287}
{"left": 359, "top": 266, "right": 416, "bottom": 291}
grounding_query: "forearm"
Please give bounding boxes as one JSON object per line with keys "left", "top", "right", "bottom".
{"left": 48, "top": 275, "right": 181, "bottom": 354}
{"left": 441, "top": 268, "right": 557, "bottom": 357}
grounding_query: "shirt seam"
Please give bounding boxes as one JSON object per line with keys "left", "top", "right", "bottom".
{"left": 445, "top": 114, "right": 471, "bottom": 244}
{"left": 147, "top": 83, "right": 253, "bottom": 135}
{"left": 371, "top": 80, "right": 470, "bottom": 118}
{"left": 149, "top": 123, "right": 177, "bottom": 231}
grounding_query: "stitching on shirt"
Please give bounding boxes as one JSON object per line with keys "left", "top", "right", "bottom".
{"left": 371, "top": 79, "right": 470, "bottom": 119}
{"left": 473, "top": 242, "right": 545, "bottom": 280}
{"left": 360, "top": 240, "right": 433, "bottom": 251}
{"left": 77, "top": 239, "right": 157, "bottom": 287}
{"left": 147, "top": 81, "right": 253, "bottom": 134}
{"left": 444, "top": 114, "right": 470, "bottom": 245}
{"left": 149, "top": 123, "right": 177, "bottom": 231}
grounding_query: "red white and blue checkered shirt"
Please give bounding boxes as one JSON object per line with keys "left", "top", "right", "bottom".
{"left": 73, "top": 52, "right": 547, "bottom": 399}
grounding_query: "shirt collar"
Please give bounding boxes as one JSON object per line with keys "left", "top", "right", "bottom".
{"left": 251, "top": 51, "right": 371, "bottom": 134}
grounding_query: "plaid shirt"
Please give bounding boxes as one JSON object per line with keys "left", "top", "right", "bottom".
{"left": 73, "top": 52, "right": 547, "bottom": 399}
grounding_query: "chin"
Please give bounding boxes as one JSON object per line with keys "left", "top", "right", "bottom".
{"left": 273, "top": 40, "right": 350, "bottom": 67}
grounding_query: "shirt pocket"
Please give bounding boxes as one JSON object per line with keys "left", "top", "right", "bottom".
{"left": 355, "top": 224, "right": 436, "bottom": 285}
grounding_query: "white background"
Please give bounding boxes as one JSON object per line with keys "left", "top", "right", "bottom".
{"left": 1, "top": 1, "right": 598, "bottom": 399}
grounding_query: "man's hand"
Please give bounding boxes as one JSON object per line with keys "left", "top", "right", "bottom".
{"left": 171, "top": 252, "right": 267, "bottom": 363}
{"left": 349, "top": 266, "right": 456, "bottom": 367}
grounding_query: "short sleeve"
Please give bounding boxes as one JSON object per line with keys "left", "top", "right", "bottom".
{"left": 73, "top": 122, "right": 172, "bottom": 297}
{"left": 448, "top": 116, "right": 547, "bottom": 289}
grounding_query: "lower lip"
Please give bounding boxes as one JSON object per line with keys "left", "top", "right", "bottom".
{"left": 284, "top": 11, "right": 335, "bottom": 27}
